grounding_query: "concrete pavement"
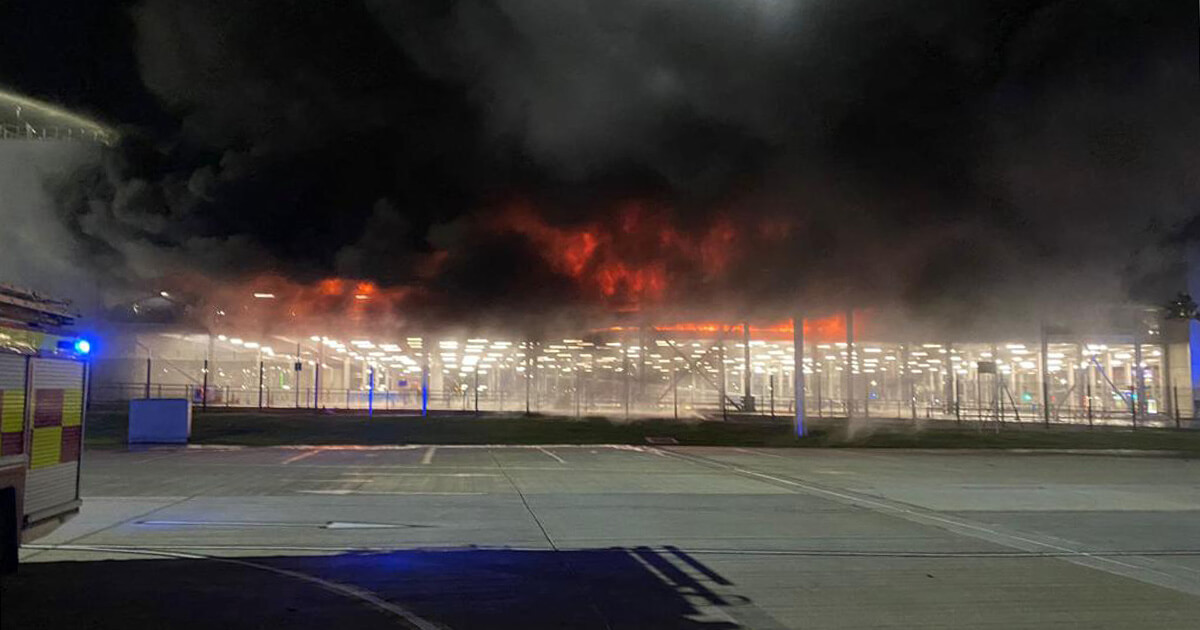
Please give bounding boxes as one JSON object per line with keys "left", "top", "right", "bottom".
{"left": 5, "top": 445, "right": 1200, "bottom": 628}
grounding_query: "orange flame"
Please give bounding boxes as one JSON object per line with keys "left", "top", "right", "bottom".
{"left": 492, "top": 201, "right": 741, "bottom": 309}
{"left": 602, "top": 313, "right": 857, "bottom": 343}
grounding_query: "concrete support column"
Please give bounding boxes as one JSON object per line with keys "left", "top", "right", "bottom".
{"left": 845, "top": 309, "right": 855, "bottom": 418}
{"left": 314, "top": 342, "right": 323, "bottom": 409}
{"left": 1103, "top": 351, "right": 1113, "bottom": 414}
{"left": 421, "top": 339, "right": 430, "bottom": 417}
{"left": 793, "top": 314, "right": 805, "bottom": 436}
{"left": 638, "top": 325, "right": 647, "bottom": 413}
{"left": 742, "top": 321, "right": 755, "bottom": 412}
{"left": 1134, "top": 339, "right": 1147, "bottom": 420}
{"left": 1166, "top": 338, "right": 1193, "bottom": 422}
{"left": 431, "top": 353, "right": 444, "bottom": 411}
{"left": 525, "top": 340, "right": 535, "bottom": 415}
{"left": 1040, "top": 325, "right": 1051, "bottom": 427}
{"left": 718, "top": 330, "right": 728, "bottom": 421}
{"left": 622, "top": 337, "right": 630, "bottom": 420}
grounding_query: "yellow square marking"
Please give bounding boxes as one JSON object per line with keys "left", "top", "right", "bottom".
{"left": 1, "top": 390, "right": 25, "bottom": 433}
{"left": 30, "top": 427, "right": 63, "bottom": 469}
{"left": 62, "top": 389, "right": 83, "bottom": 427}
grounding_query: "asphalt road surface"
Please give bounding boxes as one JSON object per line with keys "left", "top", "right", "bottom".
{"left": 6, "top": 445, "right": 1200, "bottom": 629}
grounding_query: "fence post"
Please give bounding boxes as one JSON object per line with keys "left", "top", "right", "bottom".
{"left": 1086, "top": 378, "right": 1093, "bottom": 428}
{"left": 769, "top": 373, "right": 775, "bottom": 420}
{"left": 954, "top": 378, "right": 961, "bottom": 424}
{"left": 673, "top": 369, "right": 678, "bottom": 420}
{"left": 1173, "top": 386, "right": 1181, "bottom": 430}
{"left": 1130, "top": 387, "right": 1137, "bottom": 429}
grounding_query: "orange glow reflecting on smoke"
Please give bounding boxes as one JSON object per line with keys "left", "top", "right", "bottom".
{"left": 317, "top": 278, "right": 345, "bottom": 296}
{"left": 602, "top": 313, "right": 857, "bottom": 342}
{"left": 493, "top": 201, "right": 741, "bottom": 309}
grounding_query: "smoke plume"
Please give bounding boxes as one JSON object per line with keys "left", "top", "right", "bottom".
{"left": 1, "top": 0, "right": 1196, "bottom": 334}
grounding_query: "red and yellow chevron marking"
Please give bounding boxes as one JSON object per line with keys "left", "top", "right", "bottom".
{"left": 28, "top": 388, "right": 83, "bottom": 468}
{"left": 0, "top": 389, "right": 26, "bottom": 456}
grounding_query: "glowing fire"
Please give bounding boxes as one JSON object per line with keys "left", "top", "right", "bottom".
{"left": 193, "top": 274, "right": 414, "bottom": 336}
{"left": 603, "top": 313, "right": 858, "bottom": 343}
{"left": 165, "top": 201, "right": 816, "bottom": 329}
{"left": 492, "top": 202, "right": 743, "bottom": 309}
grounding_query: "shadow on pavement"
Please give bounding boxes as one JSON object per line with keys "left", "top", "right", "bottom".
{"left": 2, "top": 546, "right": 780, "bottom": 629}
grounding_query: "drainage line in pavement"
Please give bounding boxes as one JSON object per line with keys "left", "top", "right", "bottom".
{"left": 486, "top": 448, "right": 558, "bottom": 552}
{"left": 485, "top": 449, "right": 616, "bottom": 629}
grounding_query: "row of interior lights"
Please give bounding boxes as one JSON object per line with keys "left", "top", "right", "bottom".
{"left": 204, "top": 331, "right": 1161, "bottom": 381}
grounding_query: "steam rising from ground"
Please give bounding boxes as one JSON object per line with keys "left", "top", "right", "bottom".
{"left": 1, "top": 0, "right": 1197, "bottom": 334}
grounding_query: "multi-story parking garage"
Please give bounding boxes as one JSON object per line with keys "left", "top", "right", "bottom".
{"left": 88, "top": 304, "right": 1195, "bottom": 429}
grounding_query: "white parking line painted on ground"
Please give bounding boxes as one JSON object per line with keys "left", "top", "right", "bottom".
{"left": 282, "top": 450, "right": 320, "bottom": 465}
{"left": 421, "top": 446, "right": 437, "bottom": 465}
{"left": 733, "top": 447, "right": 785, "bottom": 458}
{"left": 268, "top": 443, "right": 648, "bottom": 451}
{"left": 537, "top": 447, "right": 566, "bottom": 464}
{"left": 343, "top": 471, "right": 497, "bottom": 476}
{"left": 296, "top": 489, "right": 485, "bottom": 496}
{"left": 658, "top": 448, "right": 1200, "bottom": 598}
{"left": 136, "top": 519, "right": 421, "bottom": 530}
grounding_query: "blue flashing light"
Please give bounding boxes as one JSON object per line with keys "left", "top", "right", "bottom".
{"left": 74, "top": 338, "right": 92, "bottom": 355}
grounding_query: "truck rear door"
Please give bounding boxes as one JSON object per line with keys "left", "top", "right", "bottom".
{"left": 23, "top": 357, "right": 85, "bottom": 523}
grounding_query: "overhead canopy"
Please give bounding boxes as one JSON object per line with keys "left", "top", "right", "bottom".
{"left": 0, "top": 87, "right": 116, "bottom": 144}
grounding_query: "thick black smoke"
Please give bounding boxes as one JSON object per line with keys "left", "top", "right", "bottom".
{"left": 1, "top": 0, "right": 1197, "bottom": 332}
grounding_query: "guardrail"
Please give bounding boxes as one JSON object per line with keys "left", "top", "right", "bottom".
{"left": 88, "top": 383, "right": 1194, "bottom": 428}
{"left": 0, "top": 123, "right": 114, "bottom": 144}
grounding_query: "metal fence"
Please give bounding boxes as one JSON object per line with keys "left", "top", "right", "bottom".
{"left": 87, "top": 332, "right": 1197, "bottom": 430}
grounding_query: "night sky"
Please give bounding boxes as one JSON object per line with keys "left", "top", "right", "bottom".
{"left": 1, "top": 1, "right": 1196, "bottom": 330}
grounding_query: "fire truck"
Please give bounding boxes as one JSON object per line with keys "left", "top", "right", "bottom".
{"left": 0, "top": 285, "right": 90, "bottom": 572}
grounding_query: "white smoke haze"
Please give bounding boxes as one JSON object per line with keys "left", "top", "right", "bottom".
{"left": 0, "top": 140, "right": 107, "bottom": 309}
